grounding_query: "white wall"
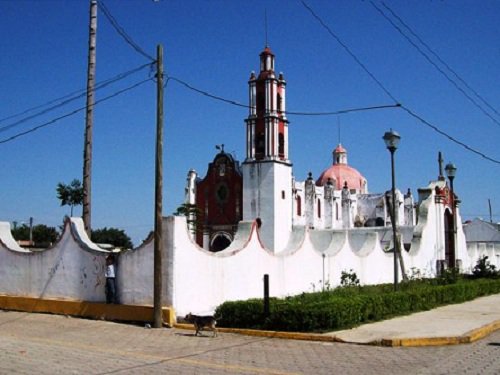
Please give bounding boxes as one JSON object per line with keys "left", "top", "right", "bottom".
{"left": 0, "top": 218, "right": 108, "bottom": 301}
{"left": 1, "top": 187, "right": 497, "bottom": 319}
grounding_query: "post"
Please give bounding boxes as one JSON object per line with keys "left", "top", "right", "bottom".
{"left": 263, "top": 274, "right": 269, "bottom": 318}
{"left": 488, "top": 199, "right": 492, "bottom": 224}
{"left": 82, "top": 0, "right": 97, "bottom": 236}
{"left": 383, "top": 129, "right": 400, "bottom": 292}
{"left": 449, "top": 177, "right": 456, "bottom": 268}
{"left": 445, "top": 163, "right": 457, "bottom": 269}
{"left": 29, "top": 217, "right": 33, "bottom": 246}
{"left": 322, "top": 253, "right": 325, "bottom": 291}
{"left": 390, "top": 149, "right": 398, "bottom": 291}
{"left": 153, "top": 44, "right": 164, "bottom": 328}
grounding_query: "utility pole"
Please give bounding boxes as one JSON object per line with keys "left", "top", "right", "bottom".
{"left": 29, "top": 217, "right": 33, "bottom": 246}
{"left": 153, "top": 44, "right": 164, "bottom": 328}
{"left": 83, "top": 0, "right": 97, "bottom": 235}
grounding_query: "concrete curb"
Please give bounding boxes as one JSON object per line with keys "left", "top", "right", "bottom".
{"left": 174, "top": 320, "right": 500, "bottom": 347}
{"left": 174, "top": 323, "right": 343, "bottom": 342}
{"left": 376, "top": 319, "right": 500, "bottom": 347}
{"left": 0, "top": 295, "right": 175, "bottom": 326}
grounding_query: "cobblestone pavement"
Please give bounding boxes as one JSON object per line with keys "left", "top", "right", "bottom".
{"left": 0, "top": 310, "right": 499, "bottom": 375}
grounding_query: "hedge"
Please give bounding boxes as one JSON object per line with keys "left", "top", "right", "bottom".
{"left": 215, "top": 278, "right": 500, "bottom": 332}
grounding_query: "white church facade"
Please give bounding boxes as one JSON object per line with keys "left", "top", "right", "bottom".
{"left": 0, "top": 47, "right": 497, "bottom": 319}
{"left": 187, "top": 46, "right": 412, "bottom": 254}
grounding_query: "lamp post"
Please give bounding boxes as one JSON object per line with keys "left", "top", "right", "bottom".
{"left": 445, "top": 162, "right": 457, "bottom": 269}
{"left": 383, "top": 129, "right": 401, "bottom": 291}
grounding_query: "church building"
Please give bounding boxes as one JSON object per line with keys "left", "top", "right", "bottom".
{"left": 186, "top": 46, "right": 412, "bottom": 253}
{"left": 3, "top": 47, "right": 492, "bottom": 318}
{"left": 185, "top": 146, "right": 242, "bottom": 252}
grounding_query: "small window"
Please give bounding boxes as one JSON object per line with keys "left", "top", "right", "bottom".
{"left": 282, "top": 190, "right": 285, "bottom": 199}
{"left": 296, "top": 196, "right": 302, "bottom": 216}
{"left": 317, "top": 199, "right": 321, "bottom": 218}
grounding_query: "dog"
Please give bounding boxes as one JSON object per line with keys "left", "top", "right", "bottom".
{"left": 185, "top": 313, "right": 218, "bottom": 337}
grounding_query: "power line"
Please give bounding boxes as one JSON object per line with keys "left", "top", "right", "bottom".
{"left": 0, "top": 87, "right": 86, "bottom": 125}
{"left": 287, "top": 104, "right": 401, "bottom": 116}
{"left": 300, "top": 0, "right": 398, "bottom": 104}
{"left": 300, "top": 0, "right": 500, "bottom": 165}
{"left": 167, "top": 75, "right": 249, "bottom": 109}
{"left": 0, "top": 78, "right": 153, "bottom": 145}
{"left": 379, "top": 1, "right": 500, "bottom": 121}
{"left": 97, "top": 0, "right": 156, "bottom": 62}
{"left": 167, "top": 74, "right": 400, "bottom": 116}
{"left": 0, "top": 62, "right": 153, "bottom": 134}
{"left": 371, "top": 1, "right": 500, "bottom": 128}
{"left": 400, "top": 105, "right": 500, "bottom": 164}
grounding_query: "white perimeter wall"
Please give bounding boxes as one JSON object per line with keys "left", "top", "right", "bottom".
{"left": 0, "top": 219, "right": 108, "bottom": 301}
{"left": 0, "top": 191, "right": 497, "bottom": 318}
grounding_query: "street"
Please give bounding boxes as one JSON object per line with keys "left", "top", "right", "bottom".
{"left": 0, "top": 310, "right": 498, "bottom": 374}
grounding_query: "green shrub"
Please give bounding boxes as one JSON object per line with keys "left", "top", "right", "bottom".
{"left": 215, "top": 278, "right": 500, "bottom": 333}
{"left": 472, "top": 256, "right": 498, "bottom": 279}
{"left": 340, "top": 269, "right": 360, "bottom": 287}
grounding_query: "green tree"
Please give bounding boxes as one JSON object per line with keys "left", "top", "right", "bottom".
{"left": 56, "top": 179, "right": 84, "bottom": 216}
{"left": 91, "top": 227, "right": 133, "bottom": 249}
{"left": 11, "top": 224, "right": 59, "bottom": 247}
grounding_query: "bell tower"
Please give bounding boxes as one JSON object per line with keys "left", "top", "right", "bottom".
{"left": 242, "top": 46, "right": 292, "bottom": 252}
{"left": 245, "top": 46, "right": 289, "bottom": 162}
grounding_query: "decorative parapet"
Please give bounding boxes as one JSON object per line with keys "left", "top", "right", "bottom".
{"left": 0, "top": 222, "right": 30, "bottom": 253}
{"left": 68, "top": 217, "right": 112, "bottom": 254}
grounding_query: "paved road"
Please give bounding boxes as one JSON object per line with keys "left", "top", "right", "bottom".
{"left": 1, "top": 310, "right": 499, "bottom": 374}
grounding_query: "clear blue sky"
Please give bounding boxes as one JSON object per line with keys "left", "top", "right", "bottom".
{"left": 1, "top": 0, "right": 498, "bottom": 245}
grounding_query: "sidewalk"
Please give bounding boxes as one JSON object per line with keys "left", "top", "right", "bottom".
{"left": 176, "top": 293, "right": 500, "bottom": 347}
{"left": 329, "top": 293, "right": 500, "bottom": 346}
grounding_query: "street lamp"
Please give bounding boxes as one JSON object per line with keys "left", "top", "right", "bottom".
{"left": 383, "top": 129, "right": 401, "bottom": 291}
{"left": 445, "top": 162, "right": 457, "bottom": 269}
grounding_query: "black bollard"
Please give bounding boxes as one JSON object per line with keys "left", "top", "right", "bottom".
{"left": 263, "top": 274, "right": 270, "bottom": 318}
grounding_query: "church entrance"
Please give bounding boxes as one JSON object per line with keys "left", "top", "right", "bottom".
{"left": 444, "top": 210, "right": 455, "bottom": 268}
{"left": 211, "top": 233, "right": 232, "bottom": 252}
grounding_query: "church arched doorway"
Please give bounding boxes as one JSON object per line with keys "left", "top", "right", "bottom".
{"left": 211, "top": 232, "right": 232, "bottom": 252}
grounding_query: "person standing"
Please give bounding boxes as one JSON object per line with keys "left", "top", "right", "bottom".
{"left": 105, "top": 254, "right": 117, "bottom": 304}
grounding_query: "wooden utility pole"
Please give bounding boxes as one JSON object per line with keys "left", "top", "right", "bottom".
{"left": 153, "top": 44, "right": 164, "bottom": 328}
{"left": 83, "top": 0, "right": 97, "bottom": 235}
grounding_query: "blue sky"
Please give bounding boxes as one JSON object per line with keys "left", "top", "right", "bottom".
{"left": 1, "top": 0, "right": 498, "bottom": 245}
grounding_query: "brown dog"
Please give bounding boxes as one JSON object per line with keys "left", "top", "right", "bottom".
{"left": 185, "top": 313, "right": 218, "bottom": 337}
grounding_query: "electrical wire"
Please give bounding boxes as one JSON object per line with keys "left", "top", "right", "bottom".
{"left": 380, "top": 1, "right": 500, "bottom": 120}
{"left": 371, "top": 1, "right": 500, "bottom": 127}
{"left": 167, "top": 74, "right": 400, "bottom": 116}
{"left": 0, "top": 62, "right": 153, "bottom": 134}
{"left": 0, "top": 78, "right": 153, "bottom": 145}
{"left": 166, "top": 75, "right": 249, "bottom": 109}
{"left": 300, "top": 0, "right": 500, "bottom": 165}
{"left": 286, "top": 104, "right": 401, "bottom": 116}
{"left": 97, "top": 0, "right": 156, "bottom": 62}
{"left": 300, "top": 0, "right": 398, "bottom": 104}
{"left": 0, "top": 87, "right": 86, "bottom": 125}
{"left": 400, "top": 105, "right": 500, "bottom": 164}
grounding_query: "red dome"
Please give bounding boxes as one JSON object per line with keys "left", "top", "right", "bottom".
{"left": 316, "top": 164, "right": 366, "bottom": 191}
{"left": 316, "top": 144, "right": 367, "bottom": 192}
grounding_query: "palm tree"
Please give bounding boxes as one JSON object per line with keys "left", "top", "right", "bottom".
{"left": 56, "top": 179, "right": 84, "bottom": 216}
